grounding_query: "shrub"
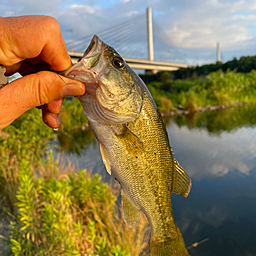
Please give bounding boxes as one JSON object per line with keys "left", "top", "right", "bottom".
{"left": 5, "top": 155, "right": 149, "bottom": 256}
{"left": 185, "top": 91, "right": 198, "bottom": 112}
{"left": 159, "top": 98, "right": 175, "bottom": 112}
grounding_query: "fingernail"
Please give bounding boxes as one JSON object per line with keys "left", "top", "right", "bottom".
{"left": 62, "top": 83, "right": 84, "bottom": 97}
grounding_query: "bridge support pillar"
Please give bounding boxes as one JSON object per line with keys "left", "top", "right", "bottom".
{"left": 147, "top": 7, "right": 154, "bottom": 62}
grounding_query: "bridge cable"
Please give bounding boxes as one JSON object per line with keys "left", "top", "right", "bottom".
{"left": 66, "top": 14, "right": 144, "bottom": 47}
{"left": 66, "top": 14, "right": 145, "bottom": 50}
{"left": 69, "top": 15, "right": 145, "bottom": 51}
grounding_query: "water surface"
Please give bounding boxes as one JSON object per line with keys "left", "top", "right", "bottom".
{"left": 55, "top": 104, "right": 256, "bottom": 256}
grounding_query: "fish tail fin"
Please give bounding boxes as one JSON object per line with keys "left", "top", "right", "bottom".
{"left": 149, "top": 228, "right": 189, "bottom": 256}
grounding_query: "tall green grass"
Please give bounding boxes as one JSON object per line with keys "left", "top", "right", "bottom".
{"left": 7, "top": 156, "right": 149, "bottom": 256}
{"left": 0, "top": 108, "right": 55, "bottom": 214}
{"left": 0, "top": 108, "right": 149, "bottom": 256}
{"left": 146, "top": 70, "right": 256, "bottom": 112}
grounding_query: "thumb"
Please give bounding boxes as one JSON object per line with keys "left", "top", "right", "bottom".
{"left": 0, "top": 70, "right": 85, "bottom": 129}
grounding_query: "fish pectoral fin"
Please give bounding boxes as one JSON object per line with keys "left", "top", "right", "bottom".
{"left": 121, "top": 189, "right": 141, "bottom": 228}
{"left": 99, "top": 143, "right": 111, "bottom": 175}
{"left": 116, "top": 126, "right": 144, "bottom": 156}
{"left": 172, "top": 159, "right": 191, "bottom": 198}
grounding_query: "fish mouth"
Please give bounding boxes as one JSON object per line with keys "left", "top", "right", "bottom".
{"left": 83, "top": 35, "right": 102, "bottom": 59}
{"left": 62, "top": 35, "right": 107, "bottom": 94}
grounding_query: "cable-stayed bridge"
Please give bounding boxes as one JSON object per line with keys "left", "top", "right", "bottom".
{"left": 66, "top": 8, "right": 189, "bottom": 73}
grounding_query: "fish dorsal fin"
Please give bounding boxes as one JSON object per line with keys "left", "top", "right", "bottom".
{"left": 172, "top": 158, "right": 191, "bottom": 198}
{"left": 99, "top": 143, "right": 111, "bottom": 175}
{"left": 115, "top": 126, "right": 144, "bottom": 156}
{"left": 121, "top": 189, "right": 141, "bottom": 228}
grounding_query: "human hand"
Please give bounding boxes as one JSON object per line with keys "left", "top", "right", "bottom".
{"left": 0, "top": 15, "right": 85, "bottom": 130}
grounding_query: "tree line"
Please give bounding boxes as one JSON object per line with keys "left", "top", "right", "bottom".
{"left": 173, "top": 55, "right": 256, "bottom": 79}
{"left": 139, "top": 55, "right": 256, "bottom": 82}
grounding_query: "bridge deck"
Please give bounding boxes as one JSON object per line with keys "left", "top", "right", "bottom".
{"left": 68, "top": 51, "right": 189, "bottom": 71}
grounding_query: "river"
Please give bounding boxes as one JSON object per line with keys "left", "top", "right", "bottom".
{"left": 55, "top": 104, "right": 256, "bottom": 256}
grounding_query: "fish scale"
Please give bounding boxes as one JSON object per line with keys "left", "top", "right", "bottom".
{"left": 63, "top": 35, "right": 191, "bottom": 256}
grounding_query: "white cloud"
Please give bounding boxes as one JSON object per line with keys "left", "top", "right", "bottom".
{"left": 232, "top": 14, "right": 256, "bottom": 21}
{"left": 1, "top": 0, "right": 256, "bottom": 64}
{"left": 122, "top": 0, "right": 133, "bottom": 3}
{"left": 160, "top": 0, "right": 255, "bottom": 50}
{"left": 69, "top": 5, "right": 96, "bottom": 14}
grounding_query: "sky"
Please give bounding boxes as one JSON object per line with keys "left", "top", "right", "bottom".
{"left": 1, "top": 0, "right": 256, "bottom": 66}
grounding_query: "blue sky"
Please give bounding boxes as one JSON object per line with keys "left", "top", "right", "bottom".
{"left": 1, "top": 0, "right": 256, "bottom": 66}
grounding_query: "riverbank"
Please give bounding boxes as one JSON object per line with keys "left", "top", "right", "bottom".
{"left": 145, "top": 69, "right": 256, "bottom": 114}
{"left": 57, "top": 98, "right": 256, "bottom": 133}
{"left": 161, "top": 101, "right": 256, "bottom": 116}
{"left": 54, "top": 69, "right": 256, "bottom": 133}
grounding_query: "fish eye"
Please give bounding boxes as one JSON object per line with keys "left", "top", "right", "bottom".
{"left": 112, "top": 57, "right": 125, "bottom": 69}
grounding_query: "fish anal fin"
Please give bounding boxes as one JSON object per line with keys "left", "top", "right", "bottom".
{"left": 121, "top": 189, "right": 141, "bottom": 228}
{"left": 172, "top": 159, "right": 191, "bottom": 198}
{"left": 99, "top": 143, "right": 111, "bottom": 175}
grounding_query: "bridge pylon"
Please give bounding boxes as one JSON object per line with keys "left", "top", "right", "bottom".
{"left": 147, "top": 7, "right": 154, "bottom": 62}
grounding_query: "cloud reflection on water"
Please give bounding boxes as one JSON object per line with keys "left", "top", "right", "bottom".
{"left": 167, "top": 122, "right": 256, "bottom": 180}
{"left": 167, "top": 111, "right": 256, "bottom": 256}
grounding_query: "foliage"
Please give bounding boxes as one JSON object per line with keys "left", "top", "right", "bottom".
{"left": 144, "top": 70, "right": 256, "bottom": 111}
{"left": 184, "top": 91, "right": 197, "bottom": 112}
{"left": 159, "top": 97, "right": 175, "bottom": 112}
{"left": 1, "top": 108, "right": 54, "bottom": 165}
{"left": 0, "top": 147, "right": 149, "bottom": 256}
{"left": 7, "top": 156, "right": 149, "bottom": 256}
{"left": 172, "top": 103, "right": 256, "bottom": 136}
{"left": 0, "top": 108, "right": 55, "bottom": 214}
{"left": 58, "top": 97, "right": 88, "bottom": 133}
{"left": 173, "top": 55, "right": 256, "bottom": 79}
{"left": 0, "top": 104, "right": 149, "bottom": 255}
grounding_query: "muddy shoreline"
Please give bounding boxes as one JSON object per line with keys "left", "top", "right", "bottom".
{"left": 161, "top": 101, "right": 256, "bottom": 117}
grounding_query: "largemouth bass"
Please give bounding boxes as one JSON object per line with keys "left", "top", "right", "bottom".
{"left": 63, "top": 35, "right": 191, "bottom": 256}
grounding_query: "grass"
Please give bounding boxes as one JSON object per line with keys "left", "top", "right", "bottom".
{"left": 7, "top": 155, "right": 149, "bottom": 256}
{"left": 0, "top": 108, "right": 149, "bottom": 256}
{"left": 0, "top": 108, "right": 56, "bottom": 215}
{"left": 146, "top": 69, "right": 256, "bottom": 112}
{"left": 0, "top": 152, "right": 149, "bottom": 256}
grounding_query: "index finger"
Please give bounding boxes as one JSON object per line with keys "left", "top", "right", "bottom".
{"left": 0, "top": 15, "right": 72, "bottom": 71}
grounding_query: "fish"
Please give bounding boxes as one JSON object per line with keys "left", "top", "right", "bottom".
{"left": 63, "top": 35, "right": 191, "bottom": 256}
